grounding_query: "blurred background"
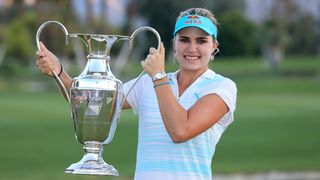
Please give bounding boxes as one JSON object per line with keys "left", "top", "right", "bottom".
{"left": 0, "top": 0, "right": 319, "bottom": 179}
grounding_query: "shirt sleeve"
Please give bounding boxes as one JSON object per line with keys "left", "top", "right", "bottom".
{"left": 123, "top": 75, "right": 147, "bottom": 115}
{"left": 201, "top": 78, "right": 237, "bottom": 128}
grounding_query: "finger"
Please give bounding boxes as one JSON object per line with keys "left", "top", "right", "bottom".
{"left": 36, "top": 50, "right": 46, "bottom": 58}
{"left": 49, "top": 64, "right": 55, "bottom": 71}
{"left": 36, "top": 59, "right": 46, "bottom": 67}
{"left": 39, "top": 62, "right": 49, "bottom": 69}
{"left": 36, "top": 61, "right": 40, "bottom": 68}
{"left": 36, "top": 55, "right": 44, "bottom": 61}
{"left": 160, "top": 42, "right": 165, "bottom": 57}
{"left": 42, "top": 64, "right": 54, "bottom": 73}
{"left": 41, "top": 55, "right": 55, "bottom": 65}
{"left": 37, "top": 57, "right": 49, "bottom": 65}
{"left": 42, "top": 68, "right": 53, "bottom": 76}
{"left": 149, "top": 47, "right": 157, "bottom": 54}
{"left": 38, "top": 64, "right": 48, "bottom": 73}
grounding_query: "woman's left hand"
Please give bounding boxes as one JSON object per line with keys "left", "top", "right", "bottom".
{"left": 141, "top": 42, "right": 165, "bottom": 77}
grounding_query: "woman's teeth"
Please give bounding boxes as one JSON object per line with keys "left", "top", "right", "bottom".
{"left": 185, "top": 56, "right": 199, "bottom": 60}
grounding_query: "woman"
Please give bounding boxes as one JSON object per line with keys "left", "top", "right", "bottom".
{"left": 36, "top": 7, "right": 237, "bottom": 180}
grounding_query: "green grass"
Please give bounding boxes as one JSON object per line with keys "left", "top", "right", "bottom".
{"left": 0, "top": 92, "right": 138, "bottom": 180}
{"left": 211, "top": 56, "right": 320, "bottom": 173}
{"left": 214, "top": 92, "right": 320, "bottom": 173}
{"left": 1, "top": 56, "right": 320, "bottom": 179}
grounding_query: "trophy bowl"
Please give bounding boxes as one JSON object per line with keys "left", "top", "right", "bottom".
{"left": 66, "top": 75, "right": 124, "bottom": 175}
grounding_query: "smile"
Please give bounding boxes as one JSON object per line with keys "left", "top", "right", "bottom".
{"left": 184, "top": 55, "right": 200, "bottom": 60}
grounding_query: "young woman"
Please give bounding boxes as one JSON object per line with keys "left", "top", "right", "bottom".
{"left": 36, "top": 7, "right": 237, "bottom": 180}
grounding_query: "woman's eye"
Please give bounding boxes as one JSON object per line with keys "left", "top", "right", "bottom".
{"left": 179, "top": 38, "right": 189, "bottom": 43}
{"left": 197, "top": 39, "right": 208, "bottom": 44}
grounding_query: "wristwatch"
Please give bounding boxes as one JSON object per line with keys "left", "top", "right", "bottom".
{"left": 152, "top": 72, "right": 167, "bottom": 81}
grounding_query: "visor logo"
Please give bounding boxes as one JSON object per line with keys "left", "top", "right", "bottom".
{"left": 185, "top": 15, "right": 202, "bottom": 24}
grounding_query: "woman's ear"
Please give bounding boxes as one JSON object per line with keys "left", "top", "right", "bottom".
{"left": 211, "top": 40, "right": 218, "bottom": 54}
{"left": 213, "top": 40, "right": 219, "bottom": 49}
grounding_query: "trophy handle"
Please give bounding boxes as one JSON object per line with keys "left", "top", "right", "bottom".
{"left": 124, "top": 27, "right": 161, "bottom": 100}
{"left": 129, "top": 26, "right": 161, "bottom": 51}
{"left": 36, "top": 21, "right": 70, "bottom": 103}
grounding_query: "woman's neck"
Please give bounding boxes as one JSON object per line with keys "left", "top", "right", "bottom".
{"left": 177, "top": 68, "right": 208, "bottom": 96}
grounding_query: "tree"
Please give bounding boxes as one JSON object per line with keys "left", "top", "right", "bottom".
{"left": 131, "top": 0, "right": 248, "bottom": 58}
{"left": 259, "top": 0, "right": 293, "bottom": 71}
{"left": 218, "top": 11, "right": 257, "bottom": 56}
{"left": 286, "top": 13, "right": 319, "bottom": 55}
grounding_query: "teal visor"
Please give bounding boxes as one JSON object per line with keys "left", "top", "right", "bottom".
{"left": 173, "top": 15, "right": 218, "bottom": 39}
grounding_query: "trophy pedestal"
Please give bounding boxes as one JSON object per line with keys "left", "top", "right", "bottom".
{"left": 65, "top": 141, "right": 119, "bottom": 176}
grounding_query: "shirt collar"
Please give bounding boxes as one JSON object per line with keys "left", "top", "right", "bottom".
{"left": 172, "top": 69, "right": 216, "bottom": 81}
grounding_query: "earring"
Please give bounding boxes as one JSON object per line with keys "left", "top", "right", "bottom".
{"left": 210, "top": 48, "right": 220, "bottom": 61}
{"left": 210, "top": 55, "right": 214, "bottom": 61}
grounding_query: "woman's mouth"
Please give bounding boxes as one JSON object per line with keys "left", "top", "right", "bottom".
{"left": 184, "top": 55, "right": 200, "bottom": 60}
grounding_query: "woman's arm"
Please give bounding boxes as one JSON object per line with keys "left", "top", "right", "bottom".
{"left": 141, "top": 43, "right": 229, "bottom": 143}
{"left": 154, "top": 81, "right": 228, "bottom": 143}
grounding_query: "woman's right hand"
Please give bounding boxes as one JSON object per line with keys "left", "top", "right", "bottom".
{"left": 35, "top": 41, "right": 61, "bottom": 77}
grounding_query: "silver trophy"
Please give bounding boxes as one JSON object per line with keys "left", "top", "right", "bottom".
{"left": 36, "top": 21, "right": 161, "bottom": 176}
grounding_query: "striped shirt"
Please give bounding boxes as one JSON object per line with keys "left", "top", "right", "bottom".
{"left": 123, "top": 69, "right": 237, "bottom": 180}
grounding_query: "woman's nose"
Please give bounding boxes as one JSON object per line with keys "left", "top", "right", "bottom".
{"left": 187, "top": 41, "right": 197, "bottom": 52}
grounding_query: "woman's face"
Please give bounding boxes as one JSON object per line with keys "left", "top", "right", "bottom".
{"left": 174, "top": 27, "right": 218, "bottom": 72}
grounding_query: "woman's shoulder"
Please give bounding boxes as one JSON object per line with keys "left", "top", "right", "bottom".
{"left": 200, "top": 70, "right": 237, "bottom": 93}
{"left": 214, "top": 73, "right": 236, "bottom": 87}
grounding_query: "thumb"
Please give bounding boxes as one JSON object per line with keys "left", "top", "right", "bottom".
{"left": 160, "top": 42, "right": 165, "bottom": 57}
{"left": 39, "top": 41, "right": 48, "bottom": 52}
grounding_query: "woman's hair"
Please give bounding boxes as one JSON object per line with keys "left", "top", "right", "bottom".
{"left": 176, "top": 8, "right": 221, "bottom": 32}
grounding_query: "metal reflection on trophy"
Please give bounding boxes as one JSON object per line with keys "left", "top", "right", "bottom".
{"left": 36, "top": 21, "right": 161, "bottom": 176}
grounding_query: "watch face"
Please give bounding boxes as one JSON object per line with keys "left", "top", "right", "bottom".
{"left": 153, "top": 72, "right": 166, "bottom": 81}
{"left": 155, "top": 73, "right": 162, "bottom": 79}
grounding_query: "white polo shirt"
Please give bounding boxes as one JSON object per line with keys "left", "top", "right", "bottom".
{"left": 123, "top": 69, "right": 237, "bottom": 180}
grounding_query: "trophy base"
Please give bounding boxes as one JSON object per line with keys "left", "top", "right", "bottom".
{"left": 65, "top": 141, "right": 119, "bottom": 176}
{"left": 65, "top": 163, "right": 118, "bottom": 176}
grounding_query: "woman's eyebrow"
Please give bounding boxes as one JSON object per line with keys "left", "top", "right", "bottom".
{"left": 179, "top": 36, "right": 208, "bottom": 38}
{"left": 179, "top": 36, "right": 189, "bottom": 39}
{"left": 196, "top": 36, "right": 210, "bottom": 40}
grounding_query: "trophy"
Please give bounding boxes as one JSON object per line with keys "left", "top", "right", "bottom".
{"left": 36, "top": 21, "right": 161, "bottom": 176}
